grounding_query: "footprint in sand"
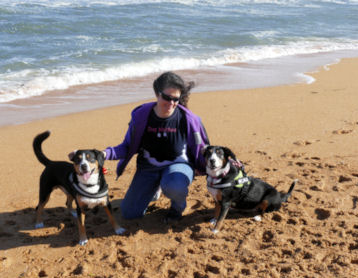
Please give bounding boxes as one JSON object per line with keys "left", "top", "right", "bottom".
{"left": 332, "top": 129, "right": 353, "bottom": 135}
{"left": 282, "top": 249, "right": 293, "bottom": 258}
{"left": 349, "top": 243, "right": 358, "bottom": 250}
{"left": 288, "top": 239, "right": 295, "bottom": 245}
{"left": 338, "top": 175, "right": 352, "bottom": 183}
{"left": 194, "top": 271, "right": 208, "bottom": 278}
{"left": 287, "top": 218, "right": 297, "bottom": 225}
{"left": 262, "top": 230, "right": 274, "bottom": 243}
{"left": 293, "top": 140, "right": 312, "bottom": 146}
{"left": 167, "top": 270, "right": 178, "bottom": 278}
{"left": 303, "top": 252, "right": 313, "bottom": 259}
{"left": 241, "top": 269, "right": 251, "bottom": 275}
{"left": 264, "top": 168, "right": 278, "bottom": 172}
{"left": 272, "top": 213, "right": 282, "bottom": 222}
{"left": 352, "top": 196, "right": 358, "bottom": 209}
{"left": 281, "top": 152, "right": 305, "bottom": 159}
{"left": 38, "top": 270, "right": 47, "bottom": 277}
{"left": 315, "top": 208, "right": 331, "bottom": 220}
{"left": 205, "top": 264, "right": 220, "bottom": 275}
{"left": 211, "top": 255, "right": 224, "bottom": 262}
{"left": 300, "top": 218, "right": 308, "bottom": 225}
{"left": 310, "top": 185, "right": 323, "bottom": 192}
{"left": 301, "top": 169, "right": 311, "bottom": 177}
{"left": 188, "top": 248, "right": 195, "bottom": 254}
{"left": 324, "top": 163, "right": 336, "bottom": 169}
{"left": 310, "top": 156, "right": 320, "bottom": 160}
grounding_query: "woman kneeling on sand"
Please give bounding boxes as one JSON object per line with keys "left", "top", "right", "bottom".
{"left": 103, "top": 72, "right": 210, "bottom": 223}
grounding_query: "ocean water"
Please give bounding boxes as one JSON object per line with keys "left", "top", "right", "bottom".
{"left": 1, "top": 0, "right": 358, "bottom": 126}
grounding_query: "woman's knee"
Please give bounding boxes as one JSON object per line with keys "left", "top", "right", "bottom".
{"left": 161, "top": 172, "right": 190, "bottom": 198}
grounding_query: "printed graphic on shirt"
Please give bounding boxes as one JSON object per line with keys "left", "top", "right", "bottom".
{"left": 139, "top": 108, "right": 187, "bottom": 165}
{"left": 147, "top": 126, "right": 177, "bottom": 138}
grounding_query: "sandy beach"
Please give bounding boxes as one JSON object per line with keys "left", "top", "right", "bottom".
{"left": 1, "top": 57, "right": 358, "bottom": 277}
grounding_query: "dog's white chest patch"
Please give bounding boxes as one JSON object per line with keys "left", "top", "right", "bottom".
{"left": 80, "top": 196, "right": 107, "bottom": 209}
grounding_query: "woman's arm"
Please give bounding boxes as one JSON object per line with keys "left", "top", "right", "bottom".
{"left": 103, "top": 120, "right": 133, "bottom": 160}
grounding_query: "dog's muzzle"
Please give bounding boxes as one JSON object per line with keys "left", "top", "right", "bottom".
{"left": 208, "top": 158, "right": 220, "bottom": 169}
{"left": 79, "top": 166, "right": 95, "bottom": 181}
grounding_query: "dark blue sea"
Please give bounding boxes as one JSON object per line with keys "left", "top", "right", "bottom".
{"left": 1, "top": 0, "right": 358, "bottom": 126}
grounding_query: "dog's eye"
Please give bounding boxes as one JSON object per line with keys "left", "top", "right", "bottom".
{"left": 86, "top": 154, "right": 96, "bottom": 162}
{"left": 73, "top": 156, "right": 81, "bottom": 164}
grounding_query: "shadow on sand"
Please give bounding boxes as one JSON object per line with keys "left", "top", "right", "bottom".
{"left": 0, "top": 198, "right": 257, "bottom": 250}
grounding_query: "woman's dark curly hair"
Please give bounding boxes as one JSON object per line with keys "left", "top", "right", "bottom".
{"left": 153, "top": 71, "right": 195, "bottom": 108}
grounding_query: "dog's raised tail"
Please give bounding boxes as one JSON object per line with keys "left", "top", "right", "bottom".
{"left": 33, "top": 130, "right": 52, "bottom": 166}
{"left": 281, "top": 179, "right": 298, "bottom": 203}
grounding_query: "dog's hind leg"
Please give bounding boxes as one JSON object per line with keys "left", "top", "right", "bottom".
{"left": 253, "top": 199, "right": 269, "bottom": 222}
{"left": 35, "top": 179, "right": 52, "bottom": 228}
{"left": 65, "top": 195, "right": 77, "bottom": 218}
{"left": 104, "top": 201, "right": 126, "bottom": 235}
{"left": 35, "top": 196, "right": 50, "bottom": 228}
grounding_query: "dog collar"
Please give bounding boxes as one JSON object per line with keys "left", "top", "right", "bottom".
{"left": 69, "top": 173, "right": 108, "bottom": 199}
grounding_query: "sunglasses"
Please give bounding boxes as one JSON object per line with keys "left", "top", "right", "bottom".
{"left": 159, "top": 91, "right": 181, "bottom": 103}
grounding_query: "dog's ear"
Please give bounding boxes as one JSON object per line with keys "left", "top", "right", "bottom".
{"left": 200, "top": 145, "right": 209, "bottom": 155}
{"left": 94, "top": 150, "right": 105, "bottom": 168}
{"left": 223, "top": 147, "right": 237, "bottom": 161}
{"left": 68, "top": 150, "right": 77, "bottom": 161}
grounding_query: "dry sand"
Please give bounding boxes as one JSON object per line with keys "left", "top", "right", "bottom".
{"left": 1, "top": 58, "right": 358, "bottom": 277}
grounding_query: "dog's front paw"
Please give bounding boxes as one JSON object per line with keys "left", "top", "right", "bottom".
{"left": 209, "top": 218, "right": 217, "bottom": 225}
{"left": 253, "top": 215, "right": 262, "bottom": 222}
{"left": 79, "top": 239, "right": 88, "bottom": 246}
{"left": 35, "top": 222, "right": 44, "bottom": 229}
{"left": 211, "top": 228, "right": 219, "bottom": 234}
{"left": 115, "top": 227, "right": 126, "bottom": 235}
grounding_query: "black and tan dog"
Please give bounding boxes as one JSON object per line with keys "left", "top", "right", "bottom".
{"left": 202, "top": 145, "right": 297, "bottom": 234}
{"left": 33, "top": 130, "right": 125, "bottom": 245}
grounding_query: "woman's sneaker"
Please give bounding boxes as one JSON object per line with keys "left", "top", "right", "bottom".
{"left": 164, "top": 207, "right": 182, "bottom": 224}
{"left": 151, "top": 187, "right": 162, "bottom": 202}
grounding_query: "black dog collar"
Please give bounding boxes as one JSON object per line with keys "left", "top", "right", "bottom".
{"left": 69, "top": 173, "right": 108, "bottom": 199}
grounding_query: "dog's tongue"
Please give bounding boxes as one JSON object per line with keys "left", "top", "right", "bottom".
{"left": 82, "top": 172, "right": 91, "bottom": 181}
